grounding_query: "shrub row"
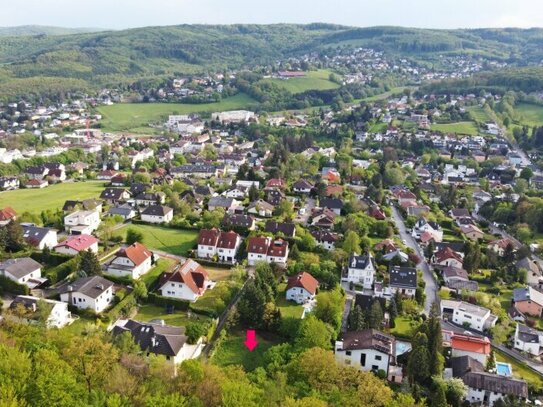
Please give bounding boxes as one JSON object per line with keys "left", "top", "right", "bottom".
{"left": 0, "top": 275, "right": 29, "bottom": 295}
{"left": 146, "top": 292, "right": 190, "bottom": 311}
{"left": 45, "top": 256, "right": 79, "bottom": 284}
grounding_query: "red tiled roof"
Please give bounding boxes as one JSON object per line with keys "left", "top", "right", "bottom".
{"left": 55, "top": 234, "right": 98, "bottom": 252}
{"left": 198, "top": 228, "right": 221, "bottom": 246}
{"left": 265, "top": 178, "right": 286, "bottom": 189}
{"left": 159, "top": 259, "right": 208, "bottom": 295}
{"left": 0, "top": 207, "right": 17, "bottom": 221}
{"left": 217, "top": 231, "right": 240, "bottom": 249}
{"left": 247, "top": 236, "right": 270, "bottom": 254}
{"left": 118, "top": 242, "right": 152, "bottom": 267}
{"left": 267, "top": 239, "right": 288, "bottom": 257}
{"left": 435, "top": 247, "right": 463, "bottom": 264}
{"left": 287, "top": 272, "right": 318, "bottom": 295}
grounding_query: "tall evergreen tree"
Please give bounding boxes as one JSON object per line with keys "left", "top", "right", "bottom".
{"left": 78, "top": 250, "right": 102, "bottom": 276}
{"left": 348, "top": 305, "right": 366, "bottom": 331}
{"left": 407, "top": 332, "right": 431, "bottom": 385}
{"left": 388, "top": 298, "right": 398, "bottom": 329}
{"left": 367, "top": 300, "right": 384, "bottom": 329}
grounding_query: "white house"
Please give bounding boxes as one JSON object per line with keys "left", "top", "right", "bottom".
{"left": 106, "top": 243, "right": 153, "bottom": 279}
{"left": 343, "top": 253, "right": 375, "bottom": 290}
{"left": 246, "top": 236, "right": 289, "bottom": 266}
{"left": 197, "top": 229, "right": 241, "bottom": 264}
{"left": 0, "top": 257, "right": 43, "bottom": 288}
{"left": 158, "top": 260, "right": 209, "bottom": 302}
{"left": 22, "top": 225, "right": 58, "bottom": 250}
{"left": 411, "top": 218, "right": 443, "bottom": 242}
{"left": 59, "top": 276, "right": 114, "bottom": 314}
{"left": 311, "top": 230, "right": 340, "bottom": 251}
{"left": 286, "top": 272, "right": 319, "bottom": 304}
{"left": 335, "top": 329, "right": 401, "bottom": 383}
{"left": 64, "top": 209, "right": 101, "bottom": 235}
{"left": 514, "top": 323, "right": 543, "bottom": 356}
{"left": 8, "top": 295, "right": 73, "bottom": 328}
{"left": 141, "top": 205, "right": 173, "bottom": 224}
{"left": 441, "top": 299, "right": 498, "bottom": 333}
{"left": 463, "top": 372, "right": 528, "bottom": 406}
{"left": 54, "top": 234, "right": 99, "bottom": 256}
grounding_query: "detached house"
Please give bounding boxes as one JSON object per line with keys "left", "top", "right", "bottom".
{"left": 441, "top": 299, "right": 497, "bottom": 333}
{"left": 388, "top": 266, "right": 417, "bottom": 297}
{"left": 292, "top": 179, "right": 313, "bottom": 194}
{"left": 54, "top": 234, "right": 99, "bottom": 255}
{"left": 8, "top": 295, "right": 72, "bottom": 329}
{"left": 0, "top": 257, "right": 43, "bottom": 288}
{"left": 0, "top": 207, "right": 17, "bottom": 226}
{"left": 100, "top": 188, "right": 131, "bottom": 205}
{"left": 158, "top": 260, "right": 209, "bottom": 302}
{"left": 106, "top": 243, "right": 153, "bottom": 279}
{"left": 412, "top": 218, "right": 443, "bottom": 242}
{"left": 311, "top": 230, "right": 340, "bottom": 251}
{"left": 141, "top": 205, "right": 173, "bottom": 224}
{"left": 64, "top": 209, "right": 101, "bottom": 235}
{"left": 514, "top": 324, "right": 543, "bottom": 356}
{"left": 286, "top": 272, "right": 319, "bottom": 304}
{"left": 59, "top": 275, "right": 114, "bottom": 314}
{"left": 264, "top": 221, "right": 296, "bottom": 238}
{"left": 197, "top": 229, "right": 241, "bottom": 264}
{"left": 22, "top": 225, "right": 58, "bottom": 249}
{"left": 344, "top": 253, "right": 375, "bottom": 289}
{"left": 433, "top": 247, "right": 464, "bottom": 268}
{"left": 222, "top": 213, "right": 255, "bottom": 231}
{"left": 512, "top": 286, "right": 543, "bottom": 318}
{"left": 319, "top": 197, "right": 344, "bottom": 215}
{"left": 246, "top": 236, "right": 289, "bottom": 266}
{"left": 247, "top": 200, "right": 274, "bottom": 218}
{"left": 488, "top": 238, "right": 517, "bottom": 256}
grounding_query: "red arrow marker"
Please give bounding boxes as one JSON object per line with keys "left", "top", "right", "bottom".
{"left": 244, "top": 329, "right": 258, "bottom": 352}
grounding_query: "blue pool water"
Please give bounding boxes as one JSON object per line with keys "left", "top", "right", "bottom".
{"left": 496, "top": 362, "right": 512, "bottom": 377}
{"left": 396, "top": 341, "right": 412, "bottom": 356}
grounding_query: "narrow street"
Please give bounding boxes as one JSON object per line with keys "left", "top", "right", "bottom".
{"left": 390, "top": 205, "right": 438, "bottom": 314}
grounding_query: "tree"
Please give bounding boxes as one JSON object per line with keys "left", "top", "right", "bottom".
{"left": 314, "top": 288, "right": 344, "bottom": 333}
{"left": 367, "top": 300, "right": 384, "bottom": 329}
{"left": 348, "top": 305, "right": 366, "bottom": 331}
{"left": 126, "top": 228, "right": 144, "bottom": 245}
{"left": 394, "top": 290, "right": 403, "bottom": 315}
{"left": 237, "top": 280, "right": 266, "bottom": 328}
{"left": 186, "top": 322, "right": 208, "bottom": 344}
{"left": 426, "top": 303, "right": 444, "bottom": 376}
{"left": 5, "top": 221, "right": 25, "bottom": 252}
{"left": 520, "top": 167, "right": 533, "bottom": 181}
{"left": 342, "top": 230, "right": 361, "bottom": 254}
{"left": 486, "top": 349, "right": 496, "bottom": 371}
{"left": 295, "top": 315, "right": 334, "bottom": 350}
{"left": 407, "top": 332, "right": 430, "bottom": 385}
{"left": 463, "top": 241, "right": 481, "bottom": 273}
{"left": 133, "top": 280, "right": 148, "bottom": 300}
{"left": 78, "top": 250, "right": 102, "bottom": 276}
{"left": 388, "top": 298, "right": 398, "bottom": 328}
{"left": 248, "top": 184, "right": 260, "bottom": 201}
{"left": 431, "top": 379, "right": 448, "bottom": 407}
{"left": 113, "top": 331, "right": 140, "bottom": 355}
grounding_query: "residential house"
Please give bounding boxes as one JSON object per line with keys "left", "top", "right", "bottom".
{"left": 107, "top": 204, "right": 136, "bottom": 220}
{"left": 319, "top": 197, "right": 343, "bottom": 215}
{"left": 59, "top": 276, "right": 114, "bottom": 313}
{"left": 0, "top": 207, "right": 17, "bottom": 226}
{"left": 0, "top": 177, "right": 19, "bottom": 191}
{"left": 433, "top": 247, "right": 464, "bottom": 268}
{"left": 221, "top": 213, "right": 255, "bottom": 231}
{"left": 246, "top": 236, "right": 289, "bottom": 266}
{"left": 311, "top": 230, "right": 340, "bottom": 251}
{"left": 292, "top": 179, "right": 313, "bottom": 194}
{"left": 516, "top": 257, "right": 543, "bottom": 287}
{"left": 100, "top": 188, "right": 131, "bottom": 205}
{"left": 25, "top": 179, "right": 48, "bottom": 189}
{"left": 388, "top": 266, "right": 417, "bottom": 298}
{"left": 265, "top": 178, "right": 286, "bottom": 190}
{"left": 286, "top": 272, "right": 319, "bottom": 304}
{"left": 441, "top": 299, "right": 498, "bottom": 333}
{"left": 134, "top": 192, "right": 166, "bottom": 207}
{"left": 514, "top": 324, "right": 543, "bottom": 356}
{"left": 488, "top": 238, "right": 517, "bottom": 257}
{"left": 8, "top": 295, "right": 72, "bottom": 328}
{"left": 208, "top": 196, "right": 240, "bottom": 213}
{"left": 264, "top": 221, "right": 296, "bottom": 238}
{"left": 247, "top": 200, "right": 274, "bottom": 218}
{"left": 310, "top": 207, "right": 336, "bottom": 229}
{"left": 54, "top": 234, "right": 99, "bottom": 255}
{"left": 450, "top": 332, "right": 491, "bottom": 365}
{"left": 106, "top": 243, "right": 153, "bottom": 279}
{"left": 442, "top": 266, "right": 478, "bottom": 291}
{"left": 412, "top": 218, "right": 443, "bottom": 242}
{"left": 512, "top": 286, "right": 543, "bottom": 318}
{"left": 335, "top": 329, "right": 401, "bottom": 383}
{"left": 22, "top": 225, "right": 58, "bottom": 249}
{"left": 62, "top": 199, "right": 103, "bottom": 214}
{"left": 0, "top": 258, "right": 43, "bottom": 288}
{"left": 158, "top": 260, "right": 209, "bottom": 302}
{"left": 141, "top": 205, "right": 173, "bottom": 224}
{"left": 197, "top": 229, "right": 241, "bottom": 264}
{"left": 460, "top": 224, "right": 484, "bottom": 241}
{"left": 344, "top": 253, "right": 375, "bottom": 289}
{"left": 64, "top": 209, "right": 101, "bottom": 235}
{"left": 112, "top": 319, "right": 203, "bottom": 365}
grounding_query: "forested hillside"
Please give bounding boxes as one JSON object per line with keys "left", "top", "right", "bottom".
{"left": 1, "top": 24, "right": 543, "bottom": 100}
{"left": 0, "top": 25, "right": 104, "bottom": 37}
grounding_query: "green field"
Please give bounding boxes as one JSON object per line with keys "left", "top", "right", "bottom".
{"left": 0, "top": 181, "right": 105, "bottom": 215}
{"left": 262, "top": 70, "right": 340, "bottom": 94}
{"left": 211, "top": 330, "right": 283, "bottom": 371}
{"left": 430, "top": 121, "right": 479, "bottom": 135}
{"left": 114, "top": 224, "right": 198, "bottom": 256}
{"left": 515, "top": 103, "right": 543, "bottom": 127}
{"left": 276, "top": 283, "right": 304, "bottom": 319}
{"left": 97, "top": 93, "right": 257, "bottom": 133}
{"left": 467, "top": 106, "right": 492, "bottom": 123}
{"left": 135, "top": 304, "right": 211, "bottom": 327}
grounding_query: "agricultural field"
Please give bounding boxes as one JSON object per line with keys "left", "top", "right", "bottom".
{"left": 0, "top": 181, "right": 105, "bottom": 216}
{"left": 96, "top": 93, "right": 257, "bottom": 133}
{"left": 467, "top": 106, "right": 492, "bottom": 123}
{"left": 261, "top": 70, "right": 340, "bottom": 94}
{"left": 430, "top": 121, "right": 479, "bottom": 135}
{"left": 514, "top": 103, "right": 543, "bottom": 127}
{"left": 113, "top": 224, "right": 198, "bottom": 256}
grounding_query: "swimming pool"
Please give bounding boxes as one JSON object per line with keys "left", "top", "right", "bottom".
{"left": 496, "top": 362, "right": 512, "bottom": 377}
{"left": 396, "top": 341, "right": 412, "bottom": 356}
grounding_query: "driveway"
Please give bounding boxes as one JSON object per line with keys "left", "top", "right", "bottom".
{"left": 391, "top": 206, "right": 438, "bottom": 314}
{"left": 294, "top": 197, "right": 316, "bottom": 224}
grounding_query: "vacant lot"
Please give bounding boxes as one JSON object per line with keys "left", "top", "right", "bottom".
{"left": 211, "top": 330, "right": 283, "bottom": 371}
{"left": 430, "top": 121, "right": 479, "bottom": 135}
{"left": 0, "top": 181, "right": 105, "bottom": 216}
{"left": 467, "top": 106, "right": 492, "bottom": 123}
{"left": 114, "top": 224, "right": 197, "bottom": 256}
{"left": 262, "top": 70, "right": 340, "bottom": 94}
{"left": 135, "top": 304, "right": 211, "bottom": 327}
{"left": 515, "top": 103, "right": 543, "bottom": 127}
{"left": 97, "top": 93, "right": 257, "bottom": 133}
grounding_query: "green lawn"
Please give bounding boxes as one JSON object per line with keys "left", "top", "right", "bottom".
{"left": 141, "top": 258, "right": 176, "bottom": 289}
{"left": 467, "top": 106, "right": 492, "bottom": 123}
{"left": 211, "top": 330, "right": 283, "bottom": 371}
{"left": 495, "top": 349, "right": 543, "bottom": 389}
{"left": 113, "top": 224, "right": 197, "bottom": 256}
{"left": 391, "top": 316, "right": 420, "bottom": 339}
{"left": 430, "top": 121, "right": 479, "bottom": 135}
{"left": 515, "top": 103, "right": 543, "bottom": 127}
{"left": 0, "top": 181, "right": 105, "bottom": 216}
{"left": 205, "top": 266, "right": 235, "bottom": 282}
{"left": 134, "top": 304, "right": 210, "bottom": 327}
{"left": 97, "top": 93, "right": 257, "bottom": 133}
{"left": 190, "top": 280, "right": 240, "bottom": 316}
{"left": 261, "top": 70, "right": 340, "bottom": 94}
{"left": 276, "top": 283, "right": 304, "bottom": 319}
{"left": 369, "top": 122, "right": 387, "bottom": 133}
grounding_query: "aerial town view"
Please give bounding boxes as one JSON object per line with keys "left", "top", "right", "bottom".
{"left": 2, "top": 1, "right": 543, "bottom": 406}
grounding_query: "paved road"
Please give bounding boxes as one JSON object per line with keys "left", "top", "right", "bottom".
{"left": 391, "top": 205, "right": 438, "bottom": 314}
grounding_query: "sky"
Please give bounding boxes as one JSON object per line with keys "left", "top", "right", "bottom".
{"left": 1, "top": 0, "right": 542, "bottom": 30}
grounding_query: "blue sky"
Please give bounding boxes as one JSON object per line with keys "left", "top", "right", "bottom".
{"left": 1, "top": 0, "right": 542, "bottom": 29}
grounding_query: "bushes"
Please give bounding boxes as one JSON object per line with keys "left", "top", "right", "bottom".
{"left": 146, "top": 293, "right": 190, "bottom": 310}
{"left": 46, "top": 256, "right": 79, "bottom": 284}
{"left": 0, "top": 275, "right": 29, "bottom": 295}
{"left": 107, "top": 292, "right": 137, "bottom": 322}
{"left": 30, "top": 251, "right": 71, "bottom": 267}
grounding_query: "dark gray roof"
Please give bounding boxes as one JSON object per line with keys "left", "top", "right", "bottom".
{"left": 22, "top": 225, "right": 53, "bottom": 246}
{"left": 100, "top": 188, "right": 129, "bottom": 201}
{"left": 107, "top": 206, "right": 134, "bottom": 217}
{"left": 320, "top": 197, "right": 344, "bottom": 210}
{"left": 141, "top": 205, "right": 173, "bottom": 217}
{"left": 348, "top": 254, "right": 372, "bottom": 270}
{"left": 264, "top": 221, "right": 296, "bottom": 238}
{"left": 0, "top": 257, "right": 41, "bottom": 279}
{"left": 462, "top": 372, "right": 528, "bottom": 398}
{"left": 112, "top": 319, "right": 188, "bottom": 357}
{"left": 222, "top": 214, "right": 254, "bottom": 228}
{"left": 338, "top": 329, "right": 395, "bottom": 356}
{"left": 517, "top": 324, "right": 542, "bottom": 343}
{"left": 59, "top": 276, "right": 114, "bottom": 299}
{"left": 208, "top": 196, "right": 235, "bottom": 208}
{"left": 389, "top": 266, "right": 417, "bottom": 289}
{"left": 451, "top": 355, "right": 485, "bottom": 378}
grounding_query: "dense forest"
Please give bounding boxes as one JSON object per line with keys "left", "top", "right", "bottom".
{"left": 2, "top": 25, "right": 543, "bottom": 100}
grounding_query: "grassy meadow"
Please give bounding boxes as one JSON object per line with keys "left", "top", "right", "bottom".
{"left": 114, "top": 224, "right": 198, "bottom": 256}
{"left": 430, "top": 121, "right": 479, "bottom": 135}
{"left": 514, "top": 103, "right": 543, "bottom": 127}
{"left": 261, "top": 70, "right": 340, "bottom": 94}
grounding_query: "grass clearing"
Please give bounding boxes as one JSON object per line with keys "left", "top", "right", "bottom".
{"left": 261, "top": 70, "right": 340, "bottom": 94}
{"left": 495, "top": 349, "right": 543, "bottom": 389}
{"left": 391, "top": 316, "right": 420, "bottom": 339}
{"left": 211, "top": 330, "right": 283, "bottom": 371}
{"left": 141, "top": 258, "right": 176, "bottom": 289}
{"left": 430, "top": 121, "right": 479, "bottom": 135}
{"left": 113, "top": 224, "right": 197, "bottom": 256}
{"left": 467, "top": 106, "right": 492, "bottom": 123}
{"left": 205, "top": 266, "right": 234, "bottom": 282}
{"left": 0, "top": 181, "right": 105, "bottom": 216}
{"left": 134, "top": 304, "right": 211, "bottom": 327}
{"left": 97, "top": 93, "right": 257, "bottom": 133}
{"left": 515, "top": 103, "right": 543, "bottom": 127}
{"left": 276, "top": 282, "right": 304, "bottom": 319}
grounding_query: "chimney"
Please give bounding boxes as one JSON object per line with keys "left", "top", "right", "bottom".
{"left": 67, "top": 285, "right": 73, "bottom": 292}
